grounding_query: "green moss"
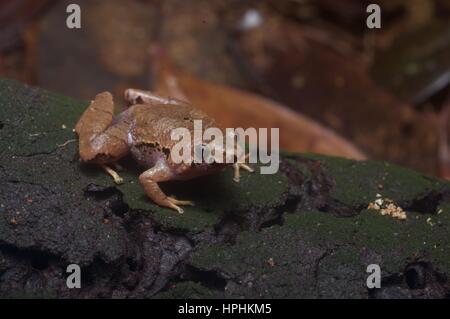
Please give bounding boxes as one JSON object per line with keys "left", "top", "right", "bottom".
{"left": 302, "top": 153, "right": 448, "bottom": 210}
{"left": 190, "top": 207, "right": 450, "bottom": 297}
{"left": 357, "top": 209, "right": 450, "bottom": 273}
{"left": 190, "top": 212, "right": 358, "bottom": 277}
{"left": 0, "top": 80, "right": 85, "bottom": 157}
{"left": 284, "top": 158, "right": 312, "bottom": 179}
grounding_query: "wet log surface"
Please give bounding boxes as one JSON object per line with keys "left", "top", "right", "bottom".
{"left": 0, "top": 78, "right": 449, "bottom": 298}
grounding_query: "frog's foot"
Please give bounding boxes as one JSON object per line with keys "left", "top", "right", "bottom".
{"left": 139, "top": 161, "right": 194, "bottom": 214}
{"left": 166, "top": 197, "right": 195, "bottom": 214}
{"left": 233, "top": 163, "right": 254, "bottom": 183}
{"left": 101, "top": 165, "right": 124, "bottom": 184}
{"left": 167, "top": 196, "right": 195, "bottom": 206}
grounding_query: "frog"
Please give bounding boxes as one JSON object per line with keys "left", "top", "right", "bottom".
{"left": 75, "top": 89, "right": 253, "bottom": 214}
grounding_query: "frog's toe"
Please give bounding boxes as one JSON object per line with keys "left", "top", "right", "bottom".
{"left": 168, "top": 203, "right": 184, "bottom": 214}
{"left": 233, "top": 163, "right": 254, "bottom": 183}
{"left": 102, "top": 165, "right": 124, "bottom": 184}
{"left": 114, "top": 176, "right": 124, "bottom": 184}
{"left": 167, "top": 196, "right": 195, "bottom": 207}
{"left": 240, "top": 163, "right": 254, "bottom": 173}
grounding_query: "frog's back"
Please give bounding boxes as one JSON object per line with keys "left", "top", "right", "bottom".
{"left": 129, "top": 102, "right": 216, "bottom": 148}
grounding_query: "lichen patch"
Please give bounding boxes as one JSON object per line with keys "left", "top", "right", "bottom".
{"left": 368, "top": 194, "right": 407, "bottom": 220}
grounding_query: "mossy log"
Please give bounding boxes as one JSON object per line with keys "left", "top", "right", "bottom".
{"left": 0, "top": 78, "right": 449, "bottom": 298}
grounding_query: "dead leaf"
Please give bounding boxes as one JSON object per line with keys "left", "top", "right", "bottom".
{"left": 230, "top": 12, "right": 440, "bottom": 174}
{"left": 151, "top": 45, "right": 366, "bottom": 160}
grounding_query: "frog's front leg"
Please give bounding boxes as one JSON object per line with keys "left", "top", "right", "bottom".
{"left": 139, "top": 160, "right": 194, "bottom": 214}
{"left": 75, "top": 92, "right": 129, "bottom": 184}
{"left": 125, "top": 88, "right": 188, "bottom": 107}
{"left": 102, "top": 165, "right": 124, "bottom": 184}
{"left": 233, "top": 163, "right": 254, "bottom": 182}
{"left": 232, "top": 153, "right": 254, "bottom": 182}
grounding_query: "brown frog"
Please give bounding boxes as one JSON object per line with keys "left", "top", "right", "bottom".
{"left": 75, "top": 89, "right": 253, "bottom": 214}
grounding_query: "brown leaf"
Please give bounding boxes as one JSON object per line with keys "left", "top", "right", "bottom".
{"left": 151, "top": 46, "right": 366, "bottom": 160}
{"left": 231, "top": 13, "right": 440, "bottom": 175}
{"left": 0, "top": 0, "right": 53, "bottom": 52}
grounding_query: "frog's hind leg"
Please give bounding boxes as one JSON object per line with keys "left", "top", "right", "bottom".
{"left": 125, "top": 88, "right": 189, "bottom": 107}
{"left": 75, "top": 92, "right": 114, "bottom": 141}
{"left": 138, "top": 160, "right": 194, "bottom": 214}
{"left": 75, "top": 92, "right": 129, "bottom": 184}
